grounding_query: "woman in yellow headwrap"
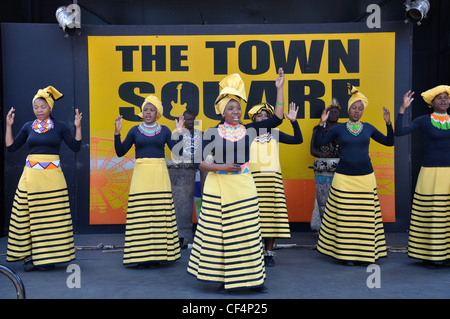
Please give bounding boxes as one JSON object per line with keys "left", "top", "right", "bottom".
{"left": 5, "top": 86, "right": 82, "bottom": 271}
{"left": 248, "top": 100, "right": 302, "bottom": 267}
{"left": 187, "top": 68, "right": 286, "bottom": 293}
{"left": 114, "top": 95, "right": 184, "bottom": 267}
{"left": 314, "top": 83, "right": 393, "bottom": 265}
{"left": 395, "top": 86, "right": 450, "bottom": 268}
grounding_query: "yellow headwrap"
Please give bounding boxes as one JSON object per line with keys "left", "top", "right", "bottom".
{"left": 138, "top": 95, "right": 163, "bottom": 120}
{"left": 248, "top": 102, "right": 274, "bottom": 121}
{"left": 421, "top": 85, "right": 450, "bottom": 107}
{"left": 347, "top": 83, "right": 368, "bottom": 110}
{"left": 214, "top": 73, "right": 247, "bottom": 115}
{"left": 32, "top": 86, "right": 63, "bottom": 110}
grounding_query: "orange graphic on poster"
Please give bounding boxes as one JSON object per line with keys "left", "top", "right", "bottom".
{"left": 89, "top": 137, "right": 135, "bottom": 224}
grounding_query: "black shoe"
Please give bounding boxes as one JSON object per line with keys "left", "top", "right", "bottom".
{"left": 343, "top": 261, "right": 355, "bottom": 266}
{"left": 264, "top": 255, "right": 275, "bottom": 267}
{"left": 23, "top": 259, "right": 35, "bottom": 272}
{"left": 422, "top": 260, "right": 438, "bottom": 269}
{"left": 251, "top": 284, "right": 268, "bottom": 293}
{"left": 264, "top": 250, "right": 276, "bottom": 267}
{"left": 36, "top": 264, "right": 55, "bottom": 271}
{"left": 218, "top": 284, "right": 228, "bottom": 294}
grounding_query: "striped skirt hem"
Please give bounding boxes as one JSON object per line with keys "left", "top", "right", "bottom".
{"left": 317, "top": 172, "right": 387, "bottom": 263}
{"left": 407, "top": 167, "right": 450, "bottom": 262}
{"left": 252, "top": 171, "right": 290, "bottom": 238}
{"left": 123, "top": 158, "right": 181, "bottom": 265}
{"left": 187, "top": 172, "right": 266, "bottom": 290}
{"left": 7, "top": 154, "right": 75, "bottom": 266}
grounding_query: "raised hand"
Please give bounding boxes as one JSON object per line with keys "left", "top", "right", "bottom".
{"left": 285, "top": 102, "right": 299, "bottom": 122}
{"left": 275, "top": 67, "right": 285, "bottom": 89}
{"left": 399, "top": 90, "right": 414, "bottom": 114}
{"left": 382, "top": 106, "right": 391, "bottom": 125}
{"left": 114, "top": 115, "right": 123, "bottom": 135}
{"left": 6, "top": 107, "right": 15, "bottom": 127}
{"left": 175, "top": 113, "right": 185, "bottom": 133}
{"left": 319, "top": 105, "right": 331, "bottom": 126}
{"left": 74, "top": 109, "right": 82, "bottom": 128}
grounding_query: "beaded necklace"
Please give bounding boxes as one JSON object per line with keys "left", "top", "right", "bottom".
{"left": 255, "top": 132, "right": 273, "bottom": 144}
{"left": 346, "top": 120, "right": 363, "bottom": 136}
{"left": 217, "top": 122, "right": 246, "bottom": 142}
{"left": 32, "top": 118, "right": 54, "bottom": 133}
{"left": 430, "top": 112, "right": 450, "bottom": 130}
{"left": 138, "top": 122, "right": 162, "bottom": 137}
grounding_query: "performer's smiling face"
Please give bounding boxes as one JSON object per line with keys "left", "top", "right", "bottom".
{"left": 223, "top": 99, "right": 242, "bottom": 125}
{"left": 33, "top": 98, "right": 52, "bottom": 121}
{"left": 142, "top": 103, "right": 158, "bottom": 124}
{"left": 432, "top": 92, "right": 450, "bottom": 113}
{"left": 348, "top": 100, "right": 364, "bottom": 122}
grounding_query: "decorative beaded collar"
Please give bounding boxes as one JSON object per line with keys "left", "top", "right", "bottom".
{"left": 218, "top": 122, "right": 246, "bottom": 142}
{"left": 138, "top": 122, "right": 162, "bottom": 137}
{"left": 32, "top": 118, "right": 54, "bottom": 134}
{"left": 346, "top": 120, "right": 363, "bottom": 136}
{"left": 254, "top": 132, "right": 274, "bottom": 144}
{"left": 430, "top": 112, "right": 450, "bottom": 130}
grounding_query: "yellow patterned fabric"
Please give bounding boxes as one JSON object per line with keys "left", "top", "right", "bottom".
{"left": 32, "top": 86, "right": 63, "bottom": 110}
{"left": 317, "top": 172, "right": 387, "bottom": 263}
{"left": 408, "top": 167, "right": 450, "bottom": 262}
{"left": 248, "top": 103, "right": 274, "bottom": 122}
{"left": 214, "top": 73, "right": 247, "bottom": 115}
{"left": 7, "top": 154, "right": 75, "bottom": 266}
{"left": 249, "top": 136, "right": 290, "bottom": 238}
{"left": 187, "top": 172, "right": 266, "bottom": 290}
{"left": 123, "top": 158, "right": 180, "bottom": 265}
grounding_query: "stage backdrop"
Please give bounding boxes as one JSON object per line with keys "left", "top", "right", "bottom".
{"left": 87, "top": 29, "right": 399, "bottom": 225}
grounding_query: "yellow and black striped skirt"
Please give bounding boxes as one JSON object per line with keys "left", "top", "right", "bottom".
{"left": 7, "top": 154, "right": 75, "bottom": 266}
{"left": 251, "top": 171, "right": 290, "bottom": 238}
{"left": 187, "top": 171, "right": 266, "bottom": 290}
{"left": 408, "top": 167, "right": 450, "bottom": 262}
{"left": 123, "top": 158, "right": 181, "bottom": 266}
{"left": 317, "top": 172, "right": 387, "bottom": 263}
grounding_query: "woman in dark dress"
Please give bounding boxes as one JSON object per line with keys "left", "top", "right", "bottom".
{"left": 5, "top": 86, "right": 82, "bottom": 271}
{"left": 314, "top": 84, "right": 393, "bottom": 265}
{"left": 248, "top": 101, "right": 302, "bottom": 267}
{"left": 395, "top": 86, "right": 450, "bottom": 268}
{"left": 114, "top": 95, "right": 184, "bottom": 267}
{"left": 187, "top": 69, "right": 286, "bottom": 293}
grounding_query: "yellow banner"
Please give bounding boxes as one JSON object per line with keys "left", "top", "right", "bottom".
{"left": 88, "top": 32, "right": 396, "bottom": 224}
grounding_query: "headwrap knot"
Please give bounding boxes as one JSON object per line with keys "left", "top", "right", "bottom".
{"left": 347, "top": 83, "right": 368, "bottom": 111}
{"left": 248, "top": 102, "right": 274, "bottom": 121}
{"left": 32, "top": 86, "right": 63, "bottom": 110}
{"left": 214, "top": 74, "right": 247, "bottom": 115}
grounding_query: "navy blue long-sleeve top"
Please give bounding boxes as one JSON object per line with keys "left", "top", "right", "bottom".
{"left": 114, "top": 125, "right": 181, "bottom": 158}
{"left": 276, "top": 120, "right": 303, "bottom": 144}
{"left": 314, "top": 122, "right": 394, "bottom": 175}
{"left": 395, "top": 113, "right": 450, "bottom": 167}
{"left": 7, "top": 120, "right": 81, "bottom": 154}
{"left": 196, "top": 115, "right": 283, "bottom": 168}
